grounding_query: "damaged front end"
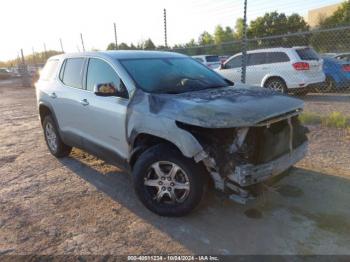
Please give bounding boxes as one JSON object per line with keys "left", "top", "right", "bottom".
{"left": 177, "top": 111, "right": 308, "bottom": 203}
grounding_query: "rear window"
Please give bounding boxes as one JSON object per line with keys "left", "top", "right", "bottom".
{"left": 296, "top": 48, "right": 319, "bottom": 61}
{"left": 60, "top": 58, "right": 85, "bottom": 89}
{"left": 40, "top": 60, "right": 59, "bottom": 81}
{"left": 205, "top": 56, "right": 220, "bottom": 62}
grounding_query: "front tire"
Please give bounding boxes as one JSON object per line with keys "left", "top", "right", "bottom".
{"left": 43, "top": 115, "right": 72, "bottom": 158}
{"left": 133, "top": 144, "right": 206, "bottom": 217}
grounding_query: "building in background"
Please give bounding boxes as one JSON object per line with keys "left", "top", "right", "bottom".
{"left": 307, "top": 2, "right": 342, "bottom": 28}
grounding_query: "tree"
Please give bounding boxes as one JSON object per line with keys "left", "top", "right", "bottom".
{"left": 311, "top": 2, "right": 350, "bottom": 52}
{"left": 185, "top": 39, "right": 197, "bottom": 48}
{"left": 118, "top": 42, "right": 130, "bottom": 49}
{"left": 248, "top": 12, "right": 310, "bottom": 48}
{"left": 107, "top": 43, "right": 116, "bottom": 50}
{"left": 198, "top": 31, "right": 214, "bottom": 45}
{"left": 318, "top": 1, "right": 350, "bottom": 28}
{"left": 287, "top": 14, "right": 309, "bottom": 32}
{"left": 235, "top": 18, "right": 245, "bottom": 39}
{"left": 143, "top": 39, "right": 156, "bottom": 50}
{"left": 249, "top": 12, "right": 288, "bottom": 38}
{"left": 213, "top": 25, "right": 235, "bottom": 44}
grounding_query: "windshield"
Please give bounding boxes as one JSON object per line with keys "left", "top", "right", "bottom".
{"left": 119, "top": 57, "right": 230, "bottom": 94}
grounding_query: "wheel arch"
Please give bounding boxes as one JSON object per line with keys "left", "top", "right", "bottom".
{"left": 261, "top": 74, "right": 287, "bottom": 88}
{"left": 129, "top": 132, "right": 189, "bottom": 169}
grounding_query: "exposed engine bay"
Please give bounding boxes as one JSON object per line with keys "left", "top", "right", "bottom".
{"left": 177, "top": 112, "right": 309, "bottom": 203}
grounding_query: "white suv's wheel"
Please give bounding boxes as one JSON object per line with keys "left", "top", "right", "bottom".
{"left": 43, "top": 115, "right": 72, "bottom": 158}
{"left": 264, "top": 78, "right": 287, "bottom": 93}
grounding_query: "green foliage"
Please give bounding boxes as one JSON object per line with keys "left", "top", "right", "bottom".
{"left": 319, "top": 2, "right": 350, "bottom": 28}
{"left": 310, "top": 2, "right": 350, "bottom": 53}
{"left": 299, "top": 113, "right": 322, "bottom": 125}
{"left": 107, "top": 43, "right": 117, "bottom": 50}
{"left": 322, "top": 112, "right": 349, "bottom": 128}
{"left": 198, "top": 31, "right": 214, "bottom": 45}
{"left": 214, "top": 25, "right": 235, "bottom": 44}
{"left": 300, "top": 112, "right": 350, "bottom": 128}
{"left": 143, "top": 39, "right": 156, "bottom": 50}
{"left": 235, "top": 18, "right": 245, "bottom": 39}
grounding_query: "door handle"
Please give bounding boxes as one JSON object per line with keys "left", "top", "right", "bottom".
{"left": 49, "top": 92, "right": 57, "bottom": 98}
{"left": 80, "top": 99, "right": 89, "bottom": 106}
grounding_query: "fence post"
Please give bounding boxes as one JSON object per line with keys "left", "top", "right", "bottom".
{"left": 114, "top": 23, "right": 118, "bottom": 50}
{"left": 20, "top": 49, "right": 31, "bottom": 87}
{"left": 164, "top": 8, "right": 168, "bottom": 49}
{"left": 241, "top": 0, "right": 248, "bottom": 84}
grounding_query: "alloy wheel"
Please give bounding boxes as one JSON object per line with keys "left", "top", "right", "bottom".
{"left": 144, "top": 161, "right": 190, "bottom": 204}
{"left": 45, "top": 122, "right": 58, "bottom": 152}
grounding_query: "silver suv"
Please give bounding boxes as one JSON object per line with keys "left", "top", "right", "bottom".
{"left": 36, "top": 51, "right": 308, "bottom": 216}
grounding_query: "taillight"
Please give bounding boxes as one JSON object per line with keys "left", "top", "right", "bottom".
{"left": 293, "top": 62, "right": 310, "bottom": 71}
{"left": 342, "top": 65, "right": 350, "bottom": 72}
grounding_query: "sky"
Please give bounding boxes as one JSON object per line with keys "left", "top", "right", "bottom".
{"left": 0, "top": 0, "right": 343, "bottom": 61}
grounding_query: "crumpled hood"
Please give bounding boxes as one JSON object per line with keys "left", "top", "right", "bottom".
{"left": 144, "top": 85, "right": 304, "bottom": 128}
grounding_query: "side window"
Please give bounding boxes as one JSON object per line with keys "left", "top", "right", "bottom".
{"left": 61, "top": 58, "right": 85, "bottom": 89}
{"left": 225, "top": 56, "right": 241, "bottom": 69}
{"left": 247, "top": 53, "right": 267, "bottom": 66}
{"left": 266, "top": 52, "right": 290, "bottom": 63}
{"left": 40, "top": 59, "right": 59, "bottom": 81}
{"left": 86, "top": 58, "right": 128, "bottom": 98}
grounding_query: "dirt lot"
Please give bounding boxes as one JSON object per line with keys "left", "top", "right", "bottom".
{"left": 1, "top": 80, "right": 350, "bottom": 255}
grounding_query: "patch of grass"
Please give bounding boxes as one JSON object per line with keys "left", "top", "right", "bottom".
{"left": 299, "top": 112, "right": 322, "bottom": 125}
{"left": 321, "top": 112, "right": 350, "bottom": 128}
{"left": 300, "top": 111, "right": 350, "bottom": 128}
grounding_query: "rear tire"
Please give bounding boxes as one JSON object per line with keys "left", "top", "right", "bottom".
{"left": 132, "top": 144, "right": 206, "bottom": 217}
{"left": 324, "top": 76, "right": 336, "bottom": 92}
{"left": 264, "top": 78, "right": 288, "bottom": 93}
{"left": 43, "top": 115, "right": 72, "bottom": 158}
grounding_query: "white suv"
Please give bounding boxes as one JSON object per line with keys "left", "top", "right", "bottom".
{"left": 217, "top": 47, "right": 325, "bottom": 95}
{"left": 192, "top": 55, "right": 222, "bottom": 69}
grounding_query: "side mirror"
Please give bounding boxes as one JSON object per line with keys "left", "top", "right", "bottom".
{"left": 93, "top": 83, "right": 117, "bottom": 96}
{"left": 220, "top": 63, "right": 225, "bottom": 70}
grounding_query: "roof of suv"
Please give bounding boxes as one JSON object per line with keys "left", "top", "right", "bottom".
{"left": 49, "top": 50, "right": 187, "bottom": 61}
{"left": 245, "top": 47, "right": 310, "bottom": 54}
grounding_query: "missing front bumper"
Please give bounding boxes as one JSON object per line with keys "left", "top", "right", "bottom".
{"left": 227, "top": 141, "right": 308, "bottom": 187}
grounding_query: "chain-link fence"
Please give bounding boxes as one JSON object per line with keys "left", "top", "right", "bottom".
{"left": 172, "top": 25, "right": 350, "bottom": 96}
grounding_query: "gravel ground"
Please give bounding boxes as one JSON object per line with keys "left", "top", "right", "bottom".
{"left": 304, "top": 93, "right": 350, "bottom": 116}
{"left": 1, "top": 81, "right": 350, "bottom": 255}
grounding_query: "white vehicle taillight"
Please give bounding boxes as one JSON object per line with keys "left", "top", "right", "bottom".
{"left": 293, "top": 62, "right": 310, "bottom": 71}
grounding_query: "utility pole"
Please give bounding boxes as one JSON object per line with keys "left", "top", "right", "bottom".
{"left": 59, "top": 38, "right": 64, "bottom": 53}
{"left": 114, "top": 22, "right": 118, "bottom": 50}
{"left": 20, "top": 49, "right": 30, "bottom": 87}
{"left": 43, "top": 43, "right": 48, "bottom": 59}
{"left": 163, "top": 8, "right": 168, "bottom": 48}
{"left": 241, "top": 0, "right": 248, "bottom": 84}
{"left": 80, "top": 33, "right": 85, "bottom": 52}
{"left": 32, "top": 47, "right": 37, "bottom": 68}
